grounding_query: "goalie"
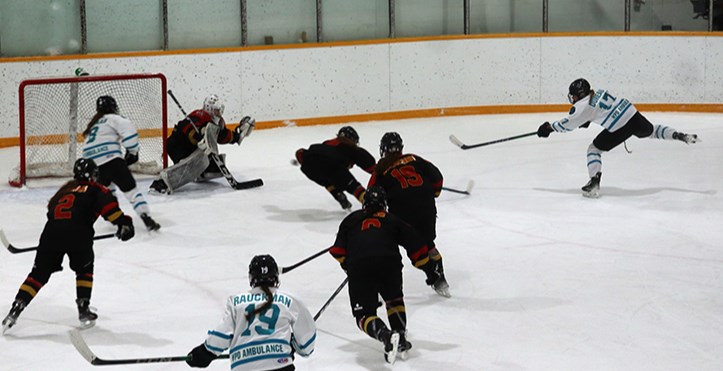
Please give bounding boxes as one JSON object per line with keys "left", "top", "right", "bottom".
{"left": 149, "top": 94, "right": 254, "bottom": 194}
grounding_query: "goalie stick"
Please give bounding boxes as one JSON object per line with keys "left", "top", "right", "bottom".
{"left": 449, "top": 132, "right": 537, "bottom": 150}
{"left": 2, "top": 229, "right": 114, "bottom": 254}
{"left": 167, "top": 90, "right": 263, "bottom": 191}
{"left": 69, "top": 329, "right": 229, "bottom": 366}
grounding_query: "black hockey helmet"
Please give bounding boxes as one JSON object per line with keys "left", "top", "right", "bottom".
{"left": 337, "top": 126, "right": 359, "bottom": 144}
{"left": 568, "top": 78, "right": 591, "bottom": 104}
{"left": 73, "top": 158, "right": 99, "bottom": 181}
{"left": 96, "top": 95, "right": 118, "bottom": 114}
{"left": 249, "top": 255, "right": 280, "bottom": 288}
{"left": 379, "top": 132, "right": 403, "bottom": 158}
{"left": 363, "top": 185, "right": 387, "bottom": 212}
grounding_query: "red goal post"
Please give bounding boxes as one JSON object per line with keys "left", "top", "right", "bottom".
{"left": 9, "top": 73, "right": 168, "bottom": 187}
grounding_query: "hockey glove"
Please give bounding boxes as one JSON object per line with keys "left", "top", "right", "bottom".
{"left": 115, "top": 215, "right": 135, "bottom": 241}
{"left": 537, "top": 122, "right": 553, "bottom": 138}
{"left": 186, "top": 344, "right": 217, "bottom": 368}
{"left": 124, "top": 151, "right": 139, "bottom": 166}
{"left": 233, "top": 116, "right": 255, "bottom": 144}
{"left": 197, "top": 137, "right": 213, "bottom": 155}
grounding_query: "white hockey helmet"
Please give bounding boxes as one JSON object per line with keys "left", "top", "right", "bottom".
{"left": 203, "top": 94, "right": 225, "bottom": 120}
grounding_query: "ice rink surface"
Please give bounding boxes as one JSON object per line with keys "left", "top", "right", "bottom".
{"left": 0, "top": 112, "right": 721, "bottom": 370}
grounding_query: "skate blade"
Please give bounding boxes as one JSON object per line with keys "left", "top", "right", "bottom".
{"left": 434, "top": 287, "right": 452, "bottom": 298}
{"left": 582, "top": 190, "right": 600, "bottom": 199}
{"left": 78, "top": 320, "right": 96, "bottom": 330}
{"left": 2, "top": 323, "right": 13, "bottom": 335}
{"left": 398, "top": 350, "right": 410, "bottom": 361}
{"left": 385, "top": 333, "right": 400, "bottom": 365}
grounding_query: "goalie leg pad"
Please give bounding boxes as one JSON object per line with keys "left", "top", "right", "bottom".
{"left": 159, "top": 149, "right": 210, "bottom": 193}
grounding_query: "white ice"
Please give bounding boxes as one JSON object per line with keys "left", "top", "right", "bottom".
{"left": 1, "top": 113, "right": 722, "bottom": 371}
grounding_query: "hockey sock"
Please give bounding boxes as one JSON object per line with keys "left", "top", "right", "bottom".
{"left": 385, "top": 297, "right": 407, "bottom": 331}
{"left": 15, "top": 276, "right": 45, "bottom": 304}
{"left": 651, "top": 125, "right": 674, "bottom": 140}
{"left": 76, "top": 273, "right": 93, "bottom": 300}
{"left": 124, "top": 187, "right": 151, "bottom": 216}
{"left": 357, "top": 315, "right": 390, "bottom": 341}
{"left": 586, "top": 143, "right": 602, "bottom": 178}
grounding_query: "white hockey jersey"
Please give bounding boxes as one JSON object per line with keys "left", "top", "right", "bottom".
{"left": 204, "top": 287, "right": 316, "bottom": 371}
{"left": 550, "top": 89, "right": 638, "bottom": 133}
{"left": 82, "top": 113, "right": 140, "bottom": 166}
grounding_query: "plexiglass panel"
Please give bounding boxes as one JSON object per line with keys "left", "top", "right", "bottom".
{"left": 548, "top": 0, "right": 625, "bottom": 32}
{"left": 0, "top": 0, "right": 81, "bottom": 57}
{"left": 168, "top": 0, "right": 242, "bottom": 49}
{"left": 86, "top": 0, "right": 163, "bottom": 53}
{"left": 469, "top": 0, "right": 543, "bottom": 34}
{"left": 630, "top": 0, "right": 712, "bottom": 31}
{"left": 395, "top": 0, "right": 464, "bottom": 37}
{"left": 323, "top": 0, "right": 390, "bottom": 41}
{"left": 247, "top": 0, "right": 317, "bottom": 46}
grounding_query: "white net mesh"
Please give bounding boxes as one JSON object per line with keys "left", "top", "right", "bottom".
{"left": 9, "top": 74, "right": 167, "bottom": 186}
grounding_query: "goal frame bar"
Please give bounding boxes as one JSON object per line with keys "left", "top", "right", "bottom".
{"left": 11, "top": 73, "right": 168, "bottom": 187}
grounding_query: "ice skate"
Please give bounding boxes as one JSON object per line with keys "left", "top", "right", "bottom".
{"left": 382, "top": 331, "right": 400, "bottom": 365}
{"left": 2, "top": 300, "right": 26, "bottom": 335}
{"left": 397, "top": 331, "right": 412, "bottom": 361}
{"left": 149, "top": 179, "right": 169, "bottom": 195}
{"left": 76, "top": 299, "right": 97, "bottom": 329}
{"left": 141, "top": 213, "right": 161, "bottom": 231}
{"left": 331, "top": 190, "right": 352, "bottom": 211}
{"left": 431, "top": 274, "right": 451, "bottom": 298}
{"left": 672, "top": 132, "right": 699, "bottom": 144}
{"left": 581, "top": 172, "right": 601, "bottom": 199}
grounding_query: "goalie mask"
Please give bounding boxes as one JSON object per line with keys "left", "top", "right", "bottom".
{"left": 363, "top": 185, "right": 387, "bottom": 212}
{"left": 73, "top": 158, "right": 99, "bottom": 182}
{"left": 568, "top": 78, "right": 591, "bottom": 104}
{"left": 379, "top": 132, "right": 403, "bottom": 158}
{"left": 249, "top": 255, "right": 280, "bottom": 288}
{"left": 203, "top": 94, "right": 225, "bottom": 122}
{"left": 96, "top": 95, "right": 118, "bottom": 115}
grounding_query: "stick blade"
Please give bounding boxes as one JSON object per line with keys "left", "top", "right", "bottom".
{"left": 465, "top": 180, "right": 475, "bottom": 195}
{"left": 231, "top": 178, "right": 264, "bottom": 190}
{"left": 69, "top": 329, "right": 97, "bottom": 364}
{"left": 0, "top": 229, "right": 10, "bottom": 249}
{"left": 448, "top": 135, "right": 466, "bottom": 149}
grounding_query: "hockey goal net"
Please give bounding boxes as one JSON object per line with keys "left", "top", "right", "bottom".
{"left": 9, "top": 73, "right": 168, "bottom": 187}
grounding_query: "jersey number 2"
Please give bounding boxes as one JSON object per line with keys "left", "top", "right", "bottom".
{"left": 54, "top": 194, "right": 75, "bottom": 220}
{"left": 390, "top": 165, "right": 423, "bottom": 189}
{"left": 241, "top": 304, "right": 280, "bottom": 336}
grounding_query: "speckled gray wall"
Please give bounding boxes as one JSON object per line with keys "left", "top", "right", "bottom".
{"left": 1, "top": 35, "right": 722, "bottom": 139}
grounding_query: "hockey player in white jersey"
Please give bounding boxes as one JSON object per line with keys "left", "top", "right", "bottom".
{"left": 537, "top": 78, "right": 699, "bottom": 198}
{"left": 82, "top": 95, "right": 160, "bottom": 230}
{"left": 186, "top": 255, "right": 316, "bottom": 370}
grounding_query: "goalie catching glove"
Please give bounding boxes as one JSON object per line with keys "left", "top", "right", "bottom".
{"left": 114, "top": 215, "right": 135, "bottom": 241}
{"left": 233, "top": 116, "right": 255, "bottom": 144}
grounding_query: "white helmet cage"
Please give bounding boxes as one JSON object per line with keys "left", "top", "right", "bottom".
{"left": 203, "top": 94, "right": 225, "bottom": 120}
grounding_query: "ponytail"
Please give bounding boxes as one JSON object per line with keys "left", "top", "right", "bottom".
{"left": 246, "top": 285, "right": 274, "bottom": 321}
{"left": 82, "top": 112, "right": 105, "bottom": 137}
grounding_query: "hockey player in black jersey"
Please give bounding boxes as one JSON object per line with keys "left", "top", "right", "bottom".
{"left": 329, "top": 185, "right": 440, "bottom": 364}
{"left": 368, "top": 132, "right": 450, "bottom": 297}
{"left": 1, "top": 158, "right": 135, "bottom": 334}
{"left": 295, "top": 126, "right": 376, "bottom": 210}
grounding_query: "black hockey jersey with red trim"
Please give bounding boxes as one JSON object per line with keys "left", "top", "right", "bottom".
{"left": 46, "top": 180, "right": 125, "bottom": 227}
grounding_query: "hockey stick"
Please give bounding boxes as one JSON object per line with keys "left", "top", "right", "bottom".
{"left": 70, "top": 329, "right": 229, "bottom": 366}
{"left": 449, "top": 132, "right": 537, "bottom": 150}
{"left": 281, "top": 247, "right": 330, "bottom": 274}
{"left": 2, "top": 229, "right": 115, "bottom": 254}
{"left": 314, "top": 277, "right": 348, "bottom": 321}
{"left": 166, "top": 90, "right": 263, "bottom": 191}
{"left": 441, "top": 180, "right": 474, "bottom": 196}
